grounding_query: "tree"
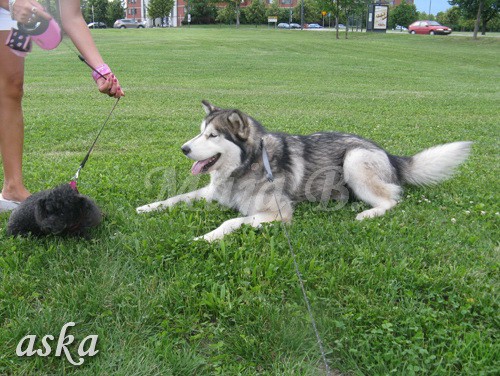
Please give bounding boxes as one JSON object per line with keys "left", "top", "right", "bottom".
{"left": 340, "top": 0, "right": 360, "bottom": 39}
{"left": 244, "top": 0, "right": 267, "bottom": 26}
{"left": 449, "top": 0, "right": 500, "bottom": 36}
{"left": 148, "top": 0, "right": 174, "bottom": 26}
{"left": 222, "top": 0, "right": 244, "bottom": 27}
{"left": 416, "top": 11, "right": 436, "bottom": 21}
{"left": 436, "top": 6, "right": 462, "bottom": 30}
{"left": 234, "top": 0, "right": 242, "bottom": 27}
{"left": 390, "top": 0, "right": 418, "bottom": 28}
{"left": 40, "top": 0, "right": 60, "bottom": 22}
{"left": 267, "top": 2, "right": 288, "bottom": 23}
{"left": 186, "top": 0, "right": 218, "bottom": 24}
{"left": 82, "top": 0, "right": 108, "bottom": 24}
{"left": 292, "top": 0, "right": 322, "bottom": 24}
{"left": 217, "top": 3, "right": 236, "bottom": 24}
{"left": 316, "top": 0, "right": 336, "bottom": 27}
{"left": 349, "top": 0, "right": 370, "bottom": 31}
{"left": 107, "top": 0, "right": 125, "bottom": 25}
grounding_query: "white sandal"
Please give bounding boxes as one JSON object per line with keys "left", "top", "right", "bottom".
{"left": 0, "top": 194, "right": 20, "bottom": 213}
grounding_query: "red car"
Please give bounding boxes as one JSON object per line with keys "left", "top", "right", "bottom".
{"left": 408, "top": 20, "right": 452, "bottom": 35}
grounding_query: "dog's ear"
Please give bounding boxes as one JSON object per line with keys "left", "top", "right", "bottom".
{"left": 228, "top": 110, "right": 249, "bottom": 141}
{"left": 202, "top": 100, "right": 220, "bottom": 115}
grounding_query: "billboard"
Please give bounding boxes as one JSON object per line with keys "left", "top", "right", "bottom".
{"left": 367, "top": 4, "right": 389, "bottom": 33}
{"left": 373, "top": 5, "right": 388, "bottom": 30}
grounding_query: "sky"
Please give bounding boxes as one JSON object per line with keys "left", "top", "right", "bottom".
{"left": 414, "top": 0, "right": 452, "bottom": 15}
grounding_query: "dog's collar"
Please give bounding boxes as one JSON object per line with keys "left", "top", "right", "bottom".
{"left": 69, "top": 181, "right": 79, "bottom": 193}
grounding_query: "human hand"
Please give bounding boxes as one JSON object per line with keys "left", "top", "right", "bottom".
{"left": 96, "top": 74, "right": 125, "bottom": 98}
{"left": 10, "top": 0, "right": 52, "bottom": 24}
{"left": 91, "top": 64, "right": 125, "bottom": 98}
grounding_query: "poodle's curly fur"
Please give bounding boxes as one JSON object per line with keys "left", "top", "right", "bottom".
{"left": 7, "top": 184, "right": 102, "bottom": 237}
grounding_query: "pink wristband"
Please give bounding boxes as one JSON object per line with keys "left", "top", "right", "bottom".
{"left": 92, "top": 64, "right": 111, "bottom": 82}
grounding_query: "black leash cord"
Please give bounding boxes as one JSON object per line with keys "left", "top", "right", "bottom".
{"left": 78, "top": 96, "right": 120, "bottom": 171}
{"left": 261, "top": 139, "right": 332, "bottom": 375}
{"left": 78, "top": 54, "right": 107, "bottom": 80}
{"left": 71, "top": 54, "right": 121, "bottom": 182}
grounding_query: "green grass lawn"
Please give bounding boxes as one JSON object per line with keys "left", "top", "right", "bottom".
{"left": 0, "top": 27, "right": 498, "bottom": 375}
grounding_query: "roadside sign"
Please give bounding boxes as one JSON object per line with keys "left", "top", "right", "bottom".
{"left": 367, "top": 4, "right": 388, "bottom": 33}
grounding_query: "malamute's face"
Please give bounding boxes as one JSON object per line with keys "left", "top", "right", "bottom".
{"left": 181, "top": 101, "right": 250, "bottom": 175}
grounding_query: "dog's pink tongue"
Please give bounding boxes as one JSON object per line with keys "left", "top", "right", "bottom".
{"left": 191, "top": 159, "right": 210, "bottom": 175}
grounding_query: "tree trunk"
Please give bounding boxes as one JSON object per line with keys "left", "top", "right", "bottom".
{"left": 335, "top": 1, "right": 339, "bottom": 39}
{"left": 236, "top": 4, "right": 240, "bottom": 28}
{"left": 345, "top": 12, "right": 348, "bottom": 39}
{"left": 473, "top": 0, "right": 483, "bottom": 40}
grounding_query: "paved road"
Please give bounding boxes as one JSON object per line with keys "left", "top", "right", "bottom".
{"left": 305, "top": 28, "right": 500, "bottom": 38}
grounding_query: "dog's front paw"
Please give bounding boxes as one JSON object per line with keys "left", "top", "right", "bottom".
{"left": 136, "top": 198, "right": 180, "bottom": 214}
{"left": 136, "top": 201, "right": 169, "bottom": 214}
{"left": 193, "top": 230, "right": 224, "bottom": 243}
{"left": 355, "top": 207, "right": 386, "bottom": 220}
{"left": 136, "top": 204, "right": 154, "bottom": 214}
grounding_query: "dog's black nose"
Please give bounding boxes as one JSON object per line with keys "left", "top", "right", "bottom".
{"left": 181, "top": 145, "right": 191, "bottom": 155}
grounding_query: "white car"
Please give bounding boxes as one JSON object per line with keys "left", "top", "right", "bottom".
{"left": 394, "top": 25, "right": 408, "bottom": 31}
{"left": 87, "top": 22, "right": 107, "bottom": 29}
{"left": 113, "top": 19, "right": 146, "bottom": 29}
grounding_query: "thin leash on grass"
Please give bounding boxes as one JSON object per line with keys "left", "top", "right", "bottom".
{"left": 261, "top": 139, "right": 332, "bottom": 375}
{"left": 61, "top": 40, "right": 121, "bottom": 189}
{"left": 70, "top": 95, "right": 120, "bottom": 189}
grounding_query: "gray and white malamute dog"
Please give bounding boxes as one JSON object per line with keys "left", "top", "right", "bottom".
{"left": 137, "top": 101, "right": 471, "bottom": 241}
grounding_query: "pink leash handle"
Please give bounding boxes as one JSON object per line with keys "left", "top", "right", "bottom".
{"left": 92, "top": 64, "right": 111, "bottom": 82}
{"left": 18, "top": 18, "right": 62, "bottom": 50}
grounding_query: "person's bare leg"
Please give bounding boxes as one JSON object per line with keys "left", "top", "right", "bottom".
{"left": 0, "top": 30, "right": 30, "bottom": 202}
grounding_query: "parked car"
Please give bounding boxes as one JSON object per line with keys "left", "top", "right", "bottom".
{"left": 394, "top": 25, "right": 408, "bottom": 31}
{"left": 113, "top": 19, "right": 146, "bottom": 29}
{"left": 87, "top": 22, "right": 107, "bottom": 29}
{"left": 337, "top": 24, "right": 346, "bottom": 29}
{"left": 289, "top": 23, "right": 301, "bottom": 29}
{"left": 277, "top": 23, "right": 290, "bottom": 29}
{"left": 408, "top": 20, "right": 451, "bottom": 35}
{"left": 307, "top": 23, "right": 323, "bottom": 29}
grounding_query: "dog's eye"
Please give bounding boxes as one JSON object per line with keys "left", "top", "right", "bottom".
{"left": 208, "top": 133, "right": 218, "bottom": 138}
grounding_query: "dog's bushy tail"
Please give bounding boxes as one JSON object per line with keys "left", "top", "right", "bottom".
{"left": 399, "top": 141, "right": 472, "bottom": 186}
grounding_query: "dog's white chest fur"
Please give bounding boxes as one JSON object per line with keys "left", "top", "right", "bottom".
{"left": 209, "top": 171, "right": 278, "bottom": 216}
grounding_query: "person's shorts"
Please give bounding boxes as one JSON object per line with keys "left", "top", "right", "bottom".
{"left": 0, "top": 8, "right": 16, "bottom": 31}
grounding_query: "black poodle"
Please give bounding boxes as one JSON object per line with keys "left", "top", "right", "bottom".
{"left": 7, "top": 184, "right": 102, "bottom": 237}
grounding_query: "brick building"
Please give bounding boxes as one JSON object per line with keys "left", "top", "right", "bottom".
{"left": 388, "top": 0, "right": 415, "bottom": 6}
